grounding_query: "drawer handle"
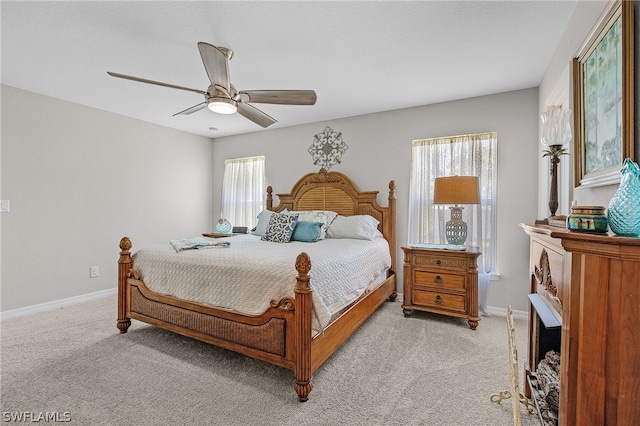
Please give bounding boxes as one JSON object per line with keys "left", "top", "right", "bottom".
{"left": 434, "top": 295, "right": 443, "bottom": 305}
{"left": 436, "top": 259, "right": 442, "bottom": 265}
{"left": 434, "top": 275, "right": 443, "bottom": 285}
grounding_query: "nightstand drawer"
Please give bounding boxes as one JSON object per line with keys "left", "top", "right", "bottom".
{"left": 414, "top": 271, "right": 465, "bottom": 291}
{"left": 412, "top": 254, "right": 467, "bottom": 271}
{"left": 413, "top": 289, "right": 466, "bottom": 313}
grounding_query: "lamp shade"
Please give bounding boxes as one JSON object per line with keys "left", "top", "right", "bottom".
{"left": 433, "top": 176, "right": 480, "bottom": 205}
{"left": 540, "top": 106, "right": 572, "bottom": 146}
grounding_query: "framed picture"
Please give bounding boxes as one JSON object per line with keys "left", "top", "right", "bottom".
{"left": 572, "top": 0, "right": 635, "bottom": 187}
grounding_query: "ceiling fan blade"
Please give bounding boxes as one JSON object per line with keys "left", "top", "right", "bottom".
{"left": 239, "top": 90, "right": 317, "bottom": 105}
{"left": 173, "top": 102, "right": 207, "bottom": 116}
{"left": 107, "top": 71, "right": 206, "bottom": 95}
{"left": 197, "top": 42, "right": 230, "bottom": 92}
{"left": 237, "top": 102, "right": 277, "bottom": 128}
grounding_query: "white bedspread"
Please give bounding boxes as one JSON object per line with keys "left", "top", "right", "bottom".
{"left": 131, "top": 234, "right": 391, "bottom": 331}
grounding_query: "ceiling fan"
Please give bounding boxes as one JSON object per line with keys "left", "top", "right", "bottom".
{"left": 107, "top": 42, "right": 317, "bottom": 128}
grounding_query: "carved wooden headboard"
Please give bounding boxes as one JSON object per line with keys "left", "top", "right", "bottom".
{"left": 266, "top": 168, "right": 397, "bottom": 273}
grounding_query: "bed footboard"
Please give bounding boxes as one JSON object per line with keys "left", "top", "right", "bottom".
{"left": 117, "top": 237, "right": 316, "bottom": 401}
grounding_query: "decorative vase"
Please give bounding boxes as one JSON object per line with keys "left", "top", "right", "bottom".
{"left": 216, "top": 218, "right": 232, "bottom": 234}
{"left": 567, "top": 206, "right": 608, "bottom": 233}
{"left": 607, "top": 158, "right": 640, "bottom": 237}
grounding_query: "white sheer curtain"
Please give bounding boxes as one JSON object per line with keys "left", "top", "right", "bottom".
{"left": 220, "top": 156, "right": 265, "bottom": 229}
{"left": 407, "top": 132, "right": 497, "bottom": 316}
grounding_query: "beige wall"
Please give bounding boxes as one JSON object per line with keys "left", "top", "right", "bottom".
{"left": 2, "top": 85, "right": 540, "bottom": 315}
{"left": 1, "top": 85, "right": 213, "bottom": 312}
{"left": 212, "top": 88, "right": 540, "bottom": 313}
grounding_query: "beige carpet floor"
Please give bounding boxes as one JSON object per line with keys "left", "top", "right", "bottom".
{"left": 1, "top": 296, "right": 540, "bottom": 425}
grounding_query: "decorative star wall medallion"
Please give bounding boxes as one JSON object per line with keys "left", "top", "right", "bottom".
{"left": 308, "top": 126, "right": 348, "bottom": 170}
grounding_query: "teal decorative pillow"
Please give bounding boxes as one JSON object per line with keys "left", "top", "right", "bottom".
{"left": 261, "top": 213, "right": 298, "bottom": 243}
{"left": 289, "top": 210, "right": 338, "bottom": 239}
{"left": 291, "top": 221, "right": 324, "bottom": 242}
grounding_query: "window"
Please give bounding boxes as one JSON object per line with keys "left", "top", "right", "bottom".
{"left": 220, "top": 156, "right": 265, "bottom": 229}
{"left": 407, "top": 132, "right": 497, "bottom": 315}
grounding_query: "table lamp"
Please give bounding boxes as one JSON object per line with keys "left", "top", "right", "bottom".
{"left": 433, "top": 176, "right": 480, "bottom": 245}
{"left": 540, "top": 106, "right": 571, "bottom": 218}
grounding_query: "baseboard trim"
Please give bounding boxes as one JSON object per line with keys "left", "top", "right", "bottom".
{"left": 0, "top": 287, "right": 117, "bottom": 321}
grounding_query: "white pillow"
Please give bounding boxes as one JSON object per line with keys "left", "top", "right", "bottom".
{"left": 251, "top": 209, "right": 288, "bottom": 236}
{"left": 326, "top": 215, "right": 381, "bottom": 240}
{"left": 289, "top": 210, "right": 337, "bottom": 240}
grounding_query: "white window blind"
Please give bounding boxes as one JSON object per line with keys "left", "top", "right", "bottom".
{"left": 408, "top": 132, "right": 497, "bottom": 315}
{"left": 220, "top": 156, "right": 265, "bottom": 229}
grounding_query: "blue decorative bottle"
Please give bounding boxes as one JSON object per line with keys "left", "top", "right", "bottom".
{"left": 216, "top": 218, "right": 232, "bottom": 234}
{"left": 607, "top": 158, "right": 640, "bottom": 237}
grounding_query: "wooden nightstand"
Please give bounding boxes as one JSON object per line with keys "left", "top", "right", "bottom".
{"left": 401, "top": 245, "right": 481, "bottom": 329}
{"left": 202, "top": 232, "right": 244, "bottom": 238}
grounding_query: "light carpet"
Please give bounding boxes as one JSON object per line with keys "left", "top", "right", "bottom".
{"left": 1, "top": 296, "right": 540, "bottom": 425}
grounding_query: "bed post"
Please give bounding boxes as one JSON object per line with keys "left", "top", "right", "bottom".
{"left": 266, "top": 186, "right": 273, "bottom": 210}
{"left": 294, "top": 252, "right": 313, "bottom": 402}
{"left": 117, "top": 237, "right": 132, "bottom": 334}
{"left": 388, "top": 180, "right": 398, "bottom": 302}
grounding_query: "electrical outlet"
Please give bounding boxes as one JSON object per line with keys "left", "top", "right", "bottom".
{"left": 0, "top": 200, "right": 9, "bottom": 213}
{"left": 90, "top": 266, "right": 99, "bottom": 278}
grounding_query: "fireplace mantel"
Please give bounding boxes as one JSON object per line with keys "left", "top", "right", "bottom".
{"left": 521, "top": 224, "right": 640, "bottom": 426}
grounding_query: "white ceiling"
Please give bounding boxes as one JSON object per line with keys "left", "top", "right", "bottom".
{"left": 1, "top": 1, "right": 578, "bottom": 139}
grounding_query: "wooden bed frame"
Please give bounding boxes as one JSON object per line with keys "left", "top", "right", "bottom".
{"left": 117, "top": 168, "right": 397, "bottom": 401}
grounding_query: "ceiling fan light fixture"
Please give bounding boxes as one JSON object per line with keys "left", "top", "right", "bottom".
{"left": 108, "top": 43, "right": 315, "bottom": 127}
{"left": 207, "top": 97, "right": 237, "bottom": 114}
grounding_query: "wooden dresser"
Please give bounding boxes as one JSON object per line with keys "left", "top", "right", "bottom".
{"left": 522, "top": 224, "right": 640, "bottom": 425}
{"left": 401, "top": 246, "right": 481, "bottom": 329}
